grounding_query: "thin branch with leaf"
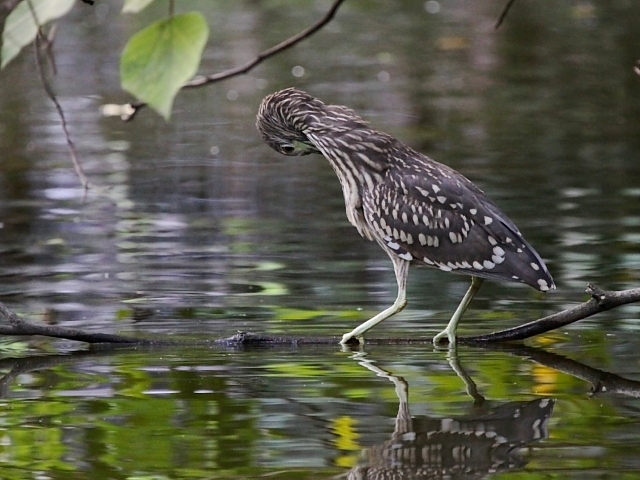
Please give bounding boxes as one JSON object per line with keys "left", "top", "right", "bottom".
{"left": 117, "top": 0, "right": 349, "bottom": 121}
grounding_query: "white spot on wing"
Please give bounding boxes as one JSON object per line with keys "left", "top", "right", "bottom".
{"left": 398, "top": 252, "right": 413, "bottom": 261}
{"left": 531, "top": 262, "right": 540, "bottom": 271}
{"left": 416, "top": 186, "right": 430, "bottom": 197}
{"left": 437, "top": 196, "right": 446, "bottom": 204}
{"left": 449, "top": 232, "right": 457, "bottom": 243}
{"left": 473, "top": 261, "right": 483, "bottom": 270}
{"left": 470, "top": 208, "right": 477, "bottom": 215}
{"left": 419, "top": 233, "right": 427, "bottom": 245}
{"left": 484, "top": 216, "right": 493, "bottom": 225}
{"left": 432, "top": 185, "right": 440, "bottom": 193}
{"left": 483, "top": 260, "right": 495, "bottom": 269}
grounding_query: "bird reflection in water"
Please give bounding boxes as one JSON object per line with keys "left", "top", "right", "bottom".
{"left": 347, "top": 353, "right": 555, "bottom": 479}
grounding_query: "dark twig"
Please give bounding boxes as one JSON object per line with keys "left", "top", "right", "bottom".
{"left": 27, "top": 0, "right": 89, "bottom": 191}
{"left": 495, "top": 0, "right": 517, "bottom": 29}
{"left": 0, "top": 301, "right": 149, "bottom": 344}
{"left": 121, "top": 0, "right": 348, "bottom": 121}
{"left": 459, "top": 284, "right": 640, "bottom": 344}
{"left": 43, "top": 22, "right": 57, "bottom": 75}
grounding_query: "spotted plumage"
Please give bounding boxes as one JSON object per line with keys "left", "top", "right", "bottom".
{"left": 257, "top": 88, "right": 555, "bottom": 346}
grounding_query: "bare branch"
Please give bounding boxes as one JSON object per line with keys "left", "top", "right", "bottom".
{"left": 0, "top": 302, "right": 148, "bottom": 344}
{"left": 459, "top": 284, "right": 640, "bottom": 344}
{"left": 495, "top": 0, "right": 517, "bottom": 29}
{"left": 26, "top": 0, "right": 89, "bottom": 191}
{"left": 120, "top": 0, "right": 349, "bottom": 121}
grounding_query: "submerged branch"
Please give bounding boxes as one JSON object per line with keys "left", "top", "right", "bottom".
{"left": 0, "top": 284, "right": 638, "bottom": 348}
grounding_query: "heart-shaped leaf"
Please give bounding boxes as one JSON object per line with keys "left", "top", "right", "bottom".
{"left": 120, "top": 12, "right": 209, "bottom": 120}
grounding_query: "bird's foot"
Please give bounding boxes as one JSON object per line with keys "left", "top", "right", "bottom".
{"left": 433, "top": 329, "right": 456, "bottom": 348}
{"left": 340, "top": 332, "right": 364, "bottom": 346}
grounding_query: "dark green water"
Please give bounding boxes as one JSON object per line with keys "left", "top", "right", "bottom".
{"left": 0, "top": 0, "right": 639, "bottom": 478}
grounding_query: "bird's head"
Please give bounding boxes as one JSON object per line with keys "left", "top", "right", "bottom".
{"left": 256, "top": 88, "right": 323, "bottom": 156}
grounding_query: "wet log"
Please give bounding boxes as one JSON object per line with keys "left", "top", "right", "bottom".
{"left": 0, "top": 284, "right": 638, "bottom": 348}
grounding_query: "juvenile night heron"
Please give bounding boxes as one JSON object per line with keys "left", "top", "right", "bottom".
{"left": 256, "top": 88, "right": 555, "bottom": 346}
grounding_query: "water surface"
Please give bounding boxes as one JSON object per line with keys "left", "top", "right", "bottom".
{"left": 0, "top": 0, "right": 639, "bottom": 478}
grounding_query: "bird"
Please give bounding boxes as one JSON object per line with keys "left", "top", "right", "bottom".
{"left": 256, "top": 88, "right": 555, "bottom": 346}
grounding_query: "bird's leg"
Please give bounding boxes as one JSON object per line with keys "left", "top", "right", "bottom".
{"left": 433, "top": 276, "right": 484, "bottom": 347}
{"left": 340, "top": 256, "right": 409, "bottom": 345}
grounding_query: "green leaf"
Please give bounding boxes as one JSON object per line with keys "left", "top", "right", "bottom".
{"left": 1, "top": 0, "right": 75, "bottom": 69}
{"left": 120, "top": 12, "right": 209, "bottom": 120}
{"left": 122, "top": 0, "right": 157, "bottom": 14}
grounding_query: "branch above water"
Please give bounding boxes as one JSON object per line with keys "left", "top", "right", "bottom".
{"left": 460, "top": 284, "right": 640, "bottom": 345}
{"left": 118, "top": 0, "right": 348, "bottom": 122}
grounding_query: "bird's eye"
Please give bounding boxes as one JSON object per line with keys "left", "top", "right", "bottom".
{"left": 281, "top": 145, "right": 295, "bottom": 154}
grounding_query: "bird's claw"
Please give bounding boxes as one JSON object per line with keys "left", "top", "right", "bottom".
{"left": 433, "top": 329, "right": 456, "bottom": 348}
{"left": 340, "top": 332, "right": 364, "bottom": 346}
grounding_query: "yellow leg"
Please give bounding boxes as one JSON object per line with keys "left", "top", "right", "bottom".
{"left": 340, "top": 256, "right": 409, "bottom": 345}
{"left": 433, "top": 276, "right": 484, "bottom": 347}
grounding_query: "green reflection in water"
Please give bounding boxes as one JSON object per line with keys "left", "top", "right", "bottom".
{"left": 0, "top": 344, "right": 636, "bottom": 478}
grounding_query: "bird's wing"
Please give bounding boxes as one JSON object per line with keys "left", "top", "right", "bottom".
{"left": 361, "top": 159, "right": 554, "bottom": 291}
